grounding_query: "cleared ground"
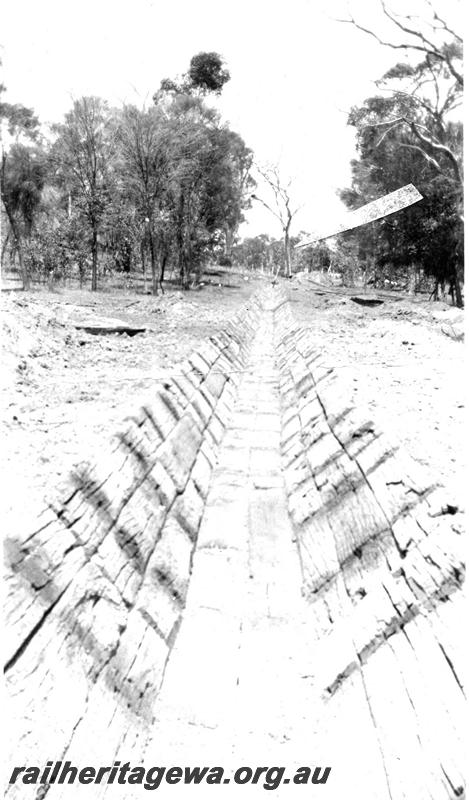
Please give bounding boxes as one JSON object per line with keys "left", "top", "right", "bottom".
{"left": 3, "top": 281, "right": 464, "bottom": 800}
{"left": 0, "top": 267, "right": 465, "bottom": 532}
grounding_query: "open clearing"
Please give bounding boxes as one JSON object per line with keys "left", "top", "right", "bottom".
{"left": 2, "top": 270, "right": 465, "bottom": 799}
{"left": 1, "top": 267, "right": 464, "bottom": 533}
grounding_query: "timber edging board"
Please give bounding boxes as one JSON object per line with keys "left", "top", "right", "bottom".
{"left": 273, "top": 292, "right": 465, "bottom": 799}
{"left": 3, "top": 290, "right": 265, "bottom": 784}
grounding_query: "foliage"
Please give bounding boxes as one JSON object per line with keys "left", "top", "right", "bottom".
{"left": 114, "top": 103, "right": 172, "bottom": 292}
{"left": 102, "top": 201, "right": 143, "bottom": 274}
{"left": 1, "top": 144, "right": 46, "bottom": 236}
{"left": 51, "top": 97, "right": 115, "bottom": 290}
{"left": 153, "top": 96, "right": 253, "bottom": 288}
{"left": 292, "top": 236, "right": 332, "bottom": 273}
{"left": 24, "top": 212, "right": 90, "bottom": 285}
{"left": 339, "top": 2, "right": 463, "bottom": 305}
{"left": 0, "top": 75, "right": 40, "bottom": 140}
{"left": 188, "top": 52, "right": 231, "bottom": 95}
{"left": 232, "top": 234, "right": 274, "bottom": 271}
{"left": 1, "top": 51, "right": 252, "bottom": 292}
{"left": 1, "top": 76, "right": 44, "bottom": 288}
{"left": 341, "top": 92, "right": 463, "bottom": 301}
{"left": 156, "top": 52, "right": 230, "bottom": 99}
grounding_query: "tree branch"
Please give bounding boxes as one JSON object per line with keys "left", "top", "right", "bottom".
{"left": 408, "top": 120, "right": 462, "bottom": 183}
{"left": 422, "top": 0, "right": 463, "bottom": 43}
{"left": 336, "top": 16, "right": 431, "bottom": 54}
{"left": 251, "top": 192, "right": 284, "bottom": 226}
{"left": 396, "top": 141, "right": 442, "bottom": 171}
{"left": 337, "top": 2, "right": 463, "bottom": 88}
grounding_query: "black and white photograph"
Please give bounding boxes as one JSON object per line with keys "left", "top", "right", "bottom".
{"left": 1, "top": 0, "right": 465, "bottom": 797}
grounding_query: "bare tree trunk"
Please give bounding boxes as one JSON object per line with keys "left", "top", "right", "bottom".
{"left": 148, "top": 231, "right": 158, "bottom": 296}
{"left": 178, "top": 242, "right": 185, "bottom": 289}
{"left": 91, "top": 227, "right": 98, "bottom": 291}
{"left": 224, "top": 225, "right": 234, "bottom": 259}
{"left": 17, "top": 244, "right": 30, "bottom": 291}
{"left": 452, "top": 266, "right": 463, "bottom": 308}
{"left": 268, "top": 247, "right": 274, "bottom": 275}
{"left": 362, "top": 258, "right": 369, "bottom": 289}
{"left": 284, "top": 227, "right": 292, "bottom": 278}
{"left": 177, "top": 194, "right": 187, "bottom": 289}
{"left": 159, "top": 252, "right": 167, "bottom": 293}
{"left": 407, "top": 263, "right": 418, "bottom": 295}
{"left": 141, "top": 240, "right": 147, "bottom": 294}
{"left": 430, "top": 277, "right": 444, "bottom": 302}
{"left": 1, "top": 229, "right": 11, "bottom": 267}
{"left": 187, "top": 240, "right": 195, "bottom": 288}
{"left": 2, "top": 205, "right": 30, "bottom": 290}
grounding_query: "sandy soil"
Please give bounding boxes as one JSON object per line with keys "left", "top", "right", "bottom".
{"left": 0, "top": 268, "right": 465, "bottom": 533}
{"left": 288, "top": 276, "right": 465, "bottom": 502}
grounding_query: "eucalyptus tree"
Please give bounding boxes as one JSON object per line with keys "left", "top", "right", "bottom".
{"left": 252, "top": 165, "right": 300, "bottom": 278}
{"left": 340, "top": 1, "right": 463, "bottom": 87}
{"left": 1, "top": 78, "right": 44, "bottom": 288}
{"left": 152, "top": 52, "right": 252, "bottom": 285}
{"left": 51, "top": 97, "right": 115, "bottom": 290}
{"left": 211, "top": 129, "right": 254, "bottom": 259}
{"left": 1, "top": 144, "right": 47, "bottom": 287}
{"left": 156, "top": 93, "right": 252, "bottom": 288}
{"left": 339, "top": 2, "right": 463, "bottom": 196}
{"left": 341, "top": 100, "right": 463, "bottom": 303}
{"left": 164, "top": 97, "right": 217, "bottom": 288}
{"left": 232, "top": 234, "right": 275, "bottom": 272}
{"left": 155, "top": 51, "right": 231, "bottom": 100}
{"left": 339, "top": 1, "right": 463, "bottom": 304}
{"left": 115, "top": 104, "right": 173, "bottom": 293}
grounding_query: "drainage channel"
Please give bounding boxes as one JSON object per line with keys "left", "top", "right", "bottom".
{"left": 118, "top": 290, "right": 391, "bottom": 799}
{"left": 5, "top": 287, "right": 464, "bottom": 800}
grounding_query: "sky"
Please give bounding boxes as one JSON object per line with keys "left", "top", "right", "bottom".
{"left": 0, "top": 0, "right": 463, "bottom": 238}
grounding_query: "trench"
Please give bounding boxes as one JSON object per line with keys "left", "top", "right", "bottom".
{"left": 4, "top": 287, "right": 465, "bottom": 800}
